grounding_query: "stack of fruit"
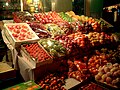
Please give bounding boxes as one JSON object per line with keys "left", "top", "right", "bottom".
{"left": 98, "top": 47, "right": 120, "bottom": 63}
{"left": 80, "top": 21, "right": 93, "bottom": 33}
{"left": 66, "top": 11, "right": 112, "bottom": 33}
{"left": 39, "top": 39, "right": 67, "bottom": 58}
{"left": 5, "top": 23, "right": 39, "bottom": 41}
{"left": 88, "top": 54, "right": 108, "bottom": 75}
{"left": 68, "top": 60, "right": 91, "bottom": 82}
{"left": 34, "top": 11, "right": 64, "bottom": 24}
{"left": 88, "top": 32, "right": 115, "bottom": 47}
{"left": 28, "top": 22, "right": 51, "bottom": 38}
{"left": 77, "top": 15, "right": 101, "bottom": 32}
{"left": 38, "top": 73, "right": 67, "bottom": 90}
{"left": 70, "top": 21, "right": 82, "bottom": 33}
{"left": 45, "top": 24, "right": 65, "bottom": 38}
{"left": 10, "top": 11, "right": 120, "bottom": 89}
{"left": 95, "top": 63, "right": 120, "bottom": 88}
{"left": 54, "top": 35, "right": 80, "bottom": 57}
{"left": 34, "top": 11, "right": 72, "bottom": 35}
{"left": 13, "top": 11, "right": 37, "bottom": 23}
{"left": 59, "top": 12, "right": 74, "bottom": 22}
{"left": 69, "top": 32, "right": 91, "bottom": 49}
{"left": 23, "top": 43, "right": 52, "bottom": 62}
{"left": 65, "top": 11, "right": 79, "bottom": 21}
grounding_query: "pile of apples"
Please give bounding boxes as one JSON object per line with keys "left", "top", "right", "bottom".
{"left": 88, "top": 32, "right": 115, "bottom": 46}
{"left": 96, "top": 47, "right": 120, "bottom": 63}
{"left": 23, "top": 43, "right": 52, "bottom": 62}
{"left": 34, "top": 11, "right": 72, "bottom": 35}
{"left": 88, "top": 54, "right": 108, "bottom": 75}
{"left": 54, "top": 35, "right": 75, "bottom": 53}
{"left": 68, "top": 60, "right": 91, "bottom": 82}
{"left": 68, "top": 32, "right": 92, "bottom": 56}
{"left": 38, "top": 73, "right": 66, "bottom": 90}
{"left": 54, "top": 32, "right": 92, "bottom": 56}
{"left": 70, "top": 21, "right": 82, "bottom": 33}
{"left": 69, "top": 32, "right": 91, "bottom": 49}
{"left": 78, "top": 15, "right": 101, "bottom": 32}
{"left": 68, "top": 70, "right": 90, "bottom": 82}
{"left": 34, "top": 11, "right": 64, "bottom": 24}
{"left": 95, "top": 63, "right": 120, "bottom": 88}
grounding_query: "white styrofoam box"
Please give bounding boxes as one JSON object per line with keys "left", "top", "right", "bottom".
{"left": 4, "top": 23, "right": 40, "bottom": 47}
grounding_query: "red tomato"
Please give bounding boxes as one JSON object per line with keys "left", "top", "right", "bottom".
{"left": 15, "top": 25, "right": 21, "bottom": 29}
{"left": 13, "top": 29, "right": 20, "bottom": 33}
{"left": 7, "top": 25, "right": 14, "bottom": 31}
{"left": 21, "top": 29, "right": 27, "bottom": 33}
{"left": 18, "top": 36, "right": 25, "bottom": 40}
{"left": 20, "top": 33, "right": 26, "bottom": 37}
{"left": 26, "top": 34, "right": 32, "bottom": 39}
{"left": 12, "top": 33, "right": 18, "bottom": 38}
{"left": 27, "top": 31, "right": 31, "bottom": 35}
{"left": 22, "top": 25, "right": 28, "bottom": 29}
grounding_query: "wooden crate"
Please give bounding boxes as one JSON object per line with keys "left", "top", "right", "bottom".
{"left": 20, "top": 43, "right": 53, "bottom": 68}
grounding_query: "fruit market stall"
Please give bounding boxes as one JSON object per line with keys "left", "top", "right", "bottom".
{"left": 1, "top": 11, "right": 120, "bottom": 90}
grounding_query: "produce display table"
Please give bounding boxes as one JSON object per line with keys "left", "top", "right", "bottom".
{"left": 0, "top": 11, "right": 120, "bottom": 90}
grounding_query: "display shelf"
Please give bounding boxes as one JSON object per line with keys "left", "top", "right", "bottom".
{"left": 1, "top": 10, "right": 120, "bottom": 90}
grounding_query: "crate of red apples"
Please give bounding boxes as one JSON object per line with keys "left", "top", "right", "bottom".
{"left": 4, "top": 23, "right": 40, "bottom": 47}
{"left": 21, "top": 42, "right": 53, "bottom": 67}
